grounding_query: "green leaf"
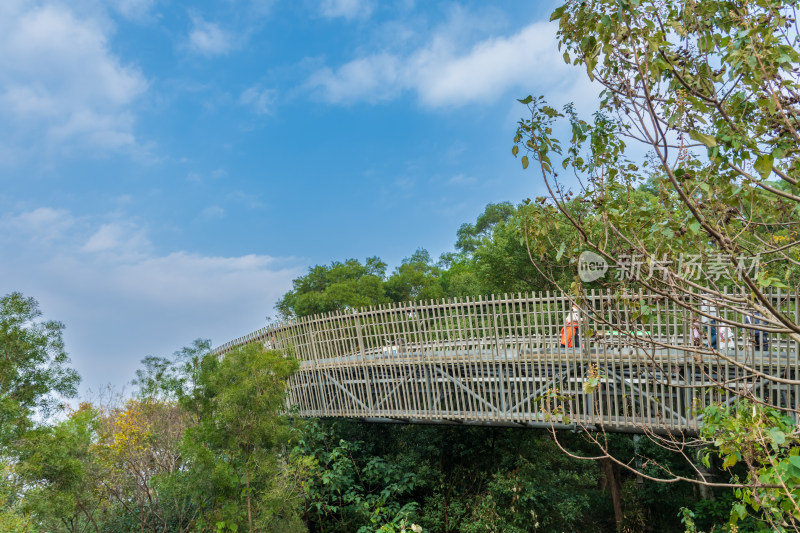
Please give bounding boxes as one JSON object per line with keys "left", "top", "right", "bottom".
{"left": 722, "top": 454, "right": 738, "bottom": 469}
{"left": 769, "top": 428, "right": 786, "bottom": 448}
{"left": 698, "top": 34, "right": 714, "bottom": 52}
{"left": 753, "top": 153, "right": 774, "bottom": 179}
{"left": 512, "top": 145, "right": 519, "bottom": 156}
{"left": 521, "top": 155, "right": 529, "bottom": 170}
{"left": 689, "top": 131, "right": 717, "bottom": 148}
{"left": 555, "top": 241, "right": 566, "bottom": 261}
{"left": 518, "top": 95, "right": 533, "bottom": 105}
{"left": 550, "top": 5, "right": 566, "bottom": 21}
{"left": 733, "top": 503, "right": 747, "bottom": 520}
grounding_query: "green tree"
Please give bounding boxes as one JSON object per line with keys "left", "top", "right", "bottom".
{"left": 295, "top": 420, "right": 622, "bottom": 533}
{"left": 182, "top": 343, "right": 304, "bottom": 532}
{"left": 132, "top": 338, "right": 210, "bottom": 401}
{"left": 436, "top": 252, "right": 483, "bottom": 298}
{"left": 385, "top": 249, "right": 445, "bottom": 303}
{"left": 16, "top": 404, "right": 103, "bottom": 533}
{"left": 447, "top": 202, "right": 578, "bottom": 296}
{"left": 455, "top": 202, "right": 516, "bottom": 254}
{"left": 97, "top": 398, "right": 195, "bottom": 532}
{"left": 296, "top": 421, "right": 419, "bottom": 533}
{"left": 699, "top": 401, "right": 800, "bottom": 532}
{"left": 0, "top": 488, "right": 33, "bottom": 533}
{"left": 514, "top": 0, "right": 800, "bottom": 529}
{"left": 0, "top": 292, "right": 79, "bottom": 448}
{"left": 277, "top": 258, "right": 389, "bottom": 319}
{"left": 471, "top": 207, "right": 557, "bottom": 294}
{"left": 516, "top": 0, "right": 800, "bottom": 314}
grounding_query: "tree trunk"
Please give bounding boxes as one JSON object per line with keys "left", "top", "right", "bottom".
{"left": 246, "top": 465, "right": 253, "bottom": 533}
{"left": 601, "top": 458, "right": 623, "bottom": 528}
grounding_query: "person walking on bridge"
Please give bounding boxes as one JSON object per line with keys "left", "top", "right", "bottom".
{"left": 560, "top": 304, "right": 582, "bottom": 348}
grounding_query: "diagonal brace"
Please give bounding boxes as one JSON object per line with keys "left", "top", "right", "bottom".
{"left": 613, "top": 372, "right": 688, "bottom": 426}
{"left": 323, "top": 372, "right": 370, "bottom": 411}
{"left": 509, "top": 370, "right": 570, "bottom": 413}
{"left": 374, "top": 375, "right": 411, "bottom": 409}
{"left": 435, "top": 365, "right": 499, "bottom": 413}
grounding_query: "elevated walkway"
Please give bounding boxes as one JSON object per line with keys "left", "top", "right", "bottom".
{"left": 215, "top": 291, "right": 800, "bottom": 434}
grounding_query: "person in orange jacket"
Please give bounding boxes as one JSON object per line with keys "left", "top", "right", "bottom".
{"left": 560, "top": 304, "right": 582, "bottom": 348}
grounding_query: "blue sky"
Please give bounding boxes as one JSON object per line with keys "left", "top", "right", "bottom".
{"left": 0, "top": 0, "right": 598, "bottom": 395}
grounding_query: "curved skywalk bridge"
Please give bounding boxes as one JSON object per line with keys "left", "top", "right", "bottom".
{"left": 214, "top": 291, "right": 800, "bottom": 435}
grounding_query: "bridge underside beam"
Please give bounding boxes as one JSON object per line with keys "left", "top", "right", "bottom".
{"left": 330, "top": 416, "right": 699, "bottom": 438}
{"left": 288, "top": 359, "right": 779, "bottom": 436}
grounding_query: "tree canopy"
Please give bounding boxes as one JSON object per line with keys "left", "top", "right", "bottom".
{"left": 0, "top": 292, "right": 79, "bottom": 448}
{"left": 512, "top": 0, "right": 800, "bottom": 529}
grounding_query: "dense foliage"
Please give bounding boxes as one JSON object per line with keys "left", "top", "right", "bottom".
{"left": 511, "top": 0, "right": 800, "bottom": 530}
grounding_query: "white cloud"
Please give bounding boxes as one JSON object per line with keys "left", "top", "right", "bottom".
{"left": 308, "top": 20, "right": 578, "bottom": 108}
{"left": 201, "top": 205, "right": 225, "bottom": 219}
{"left": 239, "top": 85, "right": 277, "bottom": 115}
{"left": 448, "top": 173, "right": 475, "bottom": 185}
{"left": 187, "top": 168, "right": 228, "bottom": 184}
{"left": 0, "top": 3, "right": 147, "bottom": 153}
{"left": 187, "top": 16, "right": 233, "bottom": 56}
{"left": 7, "top": 207, "right": 74, "bottom": 244}
{"left": 0, "top": 207, "right": 301, "bottom": 395}
{"left": 114, "top": 0, "right": 156, "bottom": 21}
{"left": 82, "top": 222, "right": 149, "bottom": 255}
{"left": 226, "top": 190, "right": 265, "bottom": 209}
{"left": 413, "top": 22, "right": 566, "bottom": 107}
{"left": 308, "top": 53, "right": 401, "bottom": 103}
{"left": 320, "top": 0, "right": 374, "bottom": 20}
{"left": 248, "top": 0, "right": 276, "bottom": 17}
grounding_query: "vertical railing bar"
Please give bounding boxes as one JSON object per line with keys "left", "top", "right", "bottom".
{"left": 353, "top": 308, "right": 373, "bottom": 415}
{"left": 477, "top": 295, "right": 491, "bottom": 421}
{"left": 314, "top": 314, "right": 336, "bottom": 416}
{"left": 517, "top": 293, "right": 528, "bottom": 420}
{"left": 300, "top": 320, "right": 319, "bottom": 416}
{"left": 530, "top": 291, "right": 542, "bottom": 422}
{"left": 770, "top": 288, "right": 778, "bottom": 409}
{"left": 397, "top": 301, "right": 416, "bottom": 419}
{"left": 409, "top": 300, "right": 426, "bottom": 419}
{"left": 492, "top": 294, "right": 507, "bottom": 418}
{"left": 452, "top": 295, "right": 468, "bottom": 417}
{"left": 331, "top": 311, "right": 355, "bottom": 417}
{"left": 459, "top": 296, "right": 477, "bottom": 418}
{"left": 383, "top": 303, "right": 402, "bottom": 418}
{"left": 442, "top": 298, "right": 457, "bottom": 418}
{"left": 422, "top": 299, "right": 438, "bottom": 420}
{"left": 429, "top": 299, "right": 446, "bottom": 418}
{"left": 367, "top": 304, "right": 383, "bottom": 418}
